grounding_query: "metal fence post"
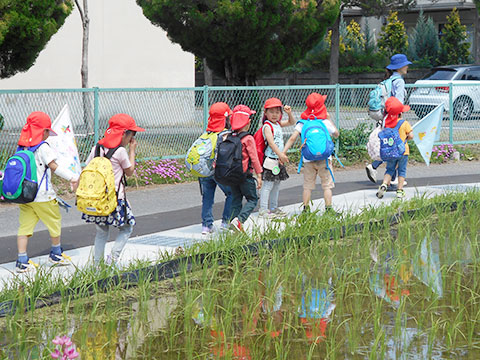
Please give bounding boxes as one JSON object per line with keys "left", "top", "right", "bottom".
{"left": 449, "top": 82, "right": 453, "bottom": 144}
{"left": 335, "top": 83, "right": 340, "bottom": 154}
{"left": 94, "top": 87, "right": 100, "bottom": 143}
{"left": 203, "top": 85, "right": 209, "bottom": 131}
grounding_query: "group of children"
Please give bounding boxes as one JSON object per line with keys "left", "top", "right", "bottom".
{"left": 5, "top": 54, "right": 414, "bottom": 273}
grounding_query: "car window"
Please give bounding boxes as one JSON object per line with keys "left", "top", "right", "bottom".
{"left": 422, "top": 69, "right": 458, "bottom": 80}
{"left": 465, "top": 69, "right": 480, "bottom": 80}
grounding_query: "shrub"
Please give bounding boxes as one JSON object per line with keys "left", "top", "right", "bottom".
{"left": 408, "top": 10, "right": 440, "bottom": 68}
{"left": 377, "top": 12, "right": 408, "bottom": 57}
{"left": 439, "top": 8, "right": 471, "bottom": 65}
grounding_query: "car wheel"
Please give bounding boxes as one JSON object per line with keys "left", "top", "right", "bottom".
{"left": 453, "top": 96, "right": 473, "bottom": 121}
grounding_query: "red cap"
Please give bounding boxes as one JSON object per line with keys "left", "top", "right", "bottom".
{"left": 98, "top": 113, "right": 145, "bottom": 148}
{"left": 384, "top": 97, "right": 410, "bottom": 128}
{"left": 301, "top": 93, "right": 327, "bottom": 120}
{"left": 264, "top": 98, "right": 283, "bottom": 109}
{"left": 231, "top": 105, "right": 256, "bottom": 131}
{"left": 207, "top": 102, "right": 232, "bottom": 132}
{"left": 18, "top": 112, "right": 57, "bottom": 147}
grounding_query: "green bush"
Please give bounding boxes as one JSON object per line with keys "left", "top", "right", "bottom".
{"left": 338, "top": 123, "right": 373, "bottom": 164}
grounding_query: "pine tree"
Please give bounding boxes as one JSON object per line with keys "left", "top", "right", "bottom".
{"left": 0, "top": 1, "right": 73, "bottom": 78}
{"left": 363, "top": 20, "right": 375, "bottom": 54}
{"left": 136, "top": 0, "right": 339, "bottom": 85}
{"left": 408, "top": 10, "right": 439, "bottom": 67}
{"left": 439, "top": 8, "right": 471, "bottom": 65}
{"left": 377, "top": 12, "right": 408, "bottom": 57}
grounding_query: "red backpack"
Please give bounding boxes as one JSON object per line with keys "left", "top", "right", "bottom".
{"left": 253, "top": 121, "right": 274, "bottom": 163}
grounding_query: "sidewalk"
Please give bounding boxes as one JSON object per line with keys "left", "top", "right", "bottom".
{"left": 0, "top": 159, "right": 479, "bottom": 291}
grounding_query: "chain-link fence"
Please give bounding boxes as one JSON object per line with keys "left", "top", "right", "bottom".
{"left": 1, "top": 83, "right": 480, "bottom": 168}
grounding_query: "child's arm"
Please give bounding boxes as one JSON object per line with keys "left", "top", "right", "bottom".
{"left": 326, "top": 113, "right": 339, "bottom": 138}
{"left": 264, "top": 125, "right": 289, "bottom": 165}
{"left": 406, "top": 131, "right": 414, "bottom": 140}
{"left": 124, "top": 138, "right": 137, "bottom": 176}
{"left": 283, "top": 130, "right": 300, "bottom": 154}
{"left": 48, "top": 161, "right": 79, "bottom": 191}
{"left": 245, "top": 136, "right": 263, "bottom": 189}
{"left": 279, "top": 105, "right": 295, "bottom": 127}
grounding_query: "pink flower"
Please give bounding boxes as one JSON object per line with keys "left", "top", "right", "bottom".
{"left": 51, "top": 335, "right": 79, "bottom": 359}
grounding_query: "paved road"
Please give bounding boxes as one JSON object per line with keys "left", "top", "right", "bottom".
{"left": 0, "top": 161, "right": 479, "bottom": 264}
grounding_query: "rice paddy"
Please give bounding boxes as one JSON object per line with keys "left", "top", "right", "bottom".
{"left": 1, "top": 191, "right": 480, "bottom": 359}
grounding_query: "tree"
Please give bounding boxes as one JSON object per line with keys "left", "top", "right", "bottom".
{"left": 408, "top": 9, "right": 439, "bottom": 67}
{"left": 0, "top": 0, "right": 73, "bottom": 78}
{"left": 136, "top": 0, "right": 340, "bottom": 85}
{"left": 377, "top": 11, "right": 408, "bottom": 57}
{"left": 328, "top": 0, "right": 414, "bottom": 84}
{"left": 74, "top": 0, "right": 89, "bottom": 89}
{"left": 439, "top": 8, "right": 470, "bottom": 65}
{"left": 473, "top": 0, "right": 479, "bottom": 63}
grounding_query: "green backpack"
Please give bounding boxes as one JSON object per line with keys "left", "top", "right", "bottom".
{"left": 185, "top": 132, "right": 219, "bottom": 177}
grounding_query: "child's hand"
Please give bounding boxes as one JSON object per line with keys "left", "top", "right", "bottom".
{"left": 284, "top": 105, "right": 292, "bottom": 114}
{"left": 256, "top": 175, "right": 263, "bottom": 189}
{"left": 129, "top": 138, "right": 137, "bottom": 151}
{"left": 70, "top": 177, "right": 79, "bottom": 192}
{"left": 279, "top": 152, "right": 289, "bottom": 165}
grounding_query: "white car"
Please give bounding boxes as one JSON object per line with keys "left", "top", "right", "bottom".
{"left": 408, "top": 65, "right": 480, "bottom": 120}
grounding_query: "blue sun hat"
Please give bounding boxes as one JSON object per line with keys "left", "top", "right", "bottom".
{"left": 386, "top": 54, "right": 412, "bottom": 70}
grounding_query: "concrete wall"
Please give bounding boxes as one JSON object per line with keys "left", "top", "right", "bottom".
{"left": 0, "top": 0, "right": 194, "bottom": 89}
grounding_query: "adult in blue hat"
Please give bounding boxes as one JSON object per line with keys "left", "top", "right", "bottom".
{"left": 366, "top": 53, "right": 412, "bottom": 185}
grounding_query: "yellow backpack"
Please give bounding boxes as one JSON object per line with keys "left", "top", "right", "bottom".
{"left": 76, "top": 145, "right": 121, "bottom": 216}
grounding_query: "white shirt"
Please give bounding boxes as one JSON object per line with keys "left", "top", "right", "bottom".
{"left": 32, "top": 142, "right": 57, "bottom": 202}
{"left": 295, "top": 120, "right": 336, "bottom": 162}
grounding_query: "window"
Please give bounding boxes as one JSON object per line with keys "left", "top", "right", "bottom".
{"left": 464, "top": 69, "right": 480, "bottom": 81}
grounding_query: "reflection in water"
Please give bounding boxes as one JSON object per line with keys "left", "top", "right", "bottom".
{"left": 413, "top": 237, "right": 443, "bottom": 297}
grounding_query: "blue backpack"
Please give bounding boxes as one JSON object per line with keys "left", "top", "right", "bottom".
{"left": 297, "top": 118, "right": 343, "bottom": 180}
{"left": 378, "top": 120, "right": 406, "bottom": 161}
{"left": 0, "top": 142, "right": 47, "bottom": 204}
{"left": 367, "top": 75, "right": 401, "bottom": 114}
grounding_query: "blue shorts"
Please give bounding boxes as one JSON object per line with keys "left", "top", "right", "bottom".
{"left": 385, "top": 155, "right": 408, "bottom": 178}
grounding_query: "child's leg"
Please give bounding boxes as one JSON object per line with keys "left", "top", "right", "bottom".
{"left": 111, "top": 223, "right": 134, "bottom": 262}
{"left": 260, "top": 180, "right": 274, "bottom": 211}
{"left": 268, "top": 180, "right": 281, "bottom": 210}
{"left": 318, "top": 160, "right": 335, "bottom": 208}
{"left": 230, "top": 184, "right": 243, "bottom": 220}
{"left": 17, "top": 203, "right": 40, "bottom": 256}
{"left": 383, "top": 173, "right": 392, "bottom": 185}
{"left": 217, "top": 182, "right": 233, "bottom": 224}
{"left": 199, "top": 177, "right": 217, "bottom": 228}
{"left": 396, "top": 156, "right": 408, "bottom": 190}
{"left": 237, "top": 176, "right": 258, "bottom": 223}
{"left": 302, "top": 162, "right": 317, "bottom": 208}
{"left": 94, "top": 224, "right": 110, "bottom": 264}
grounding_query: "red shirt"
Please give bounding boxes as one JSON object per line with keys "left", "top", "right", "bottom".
{"left": 240, "top": 133, "right": 262, "bottom": 174}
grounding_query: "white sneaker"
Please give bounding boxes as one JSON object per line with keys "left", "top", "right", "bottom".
{"left": 271, "top": 208, "right": 288, "bottom": 218}
{"left": 258, "top": 209, "right": 275, "bottom": 219}
{"left": 390, "top": 178, "right": 406, "bottom": 186}
{"left": 366, "top": 164, "right": 377, "bottom": 183}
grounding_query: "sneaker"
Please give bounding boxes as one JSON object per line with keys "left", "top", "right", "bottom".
{"left": 396, "top": 189, "right": 406, "bottom": 199}
{"left": 201, "top": 226, "right": 214, "bottom": 235}
{"left": 49, "top": 251, "right": 71, "bottom": 265}
{"left": 229, "top": 217, "right": 244, "bottom": 232}
{"left": 376, "top": 183, "right": 388, "bottom": 199}
{"left": 366, "top": 164, "right": 377, "bottom": 183}
{"left": 258, "top": 209, "right": 275, "bottom": 219}
{"left": 390, "top": 178, "right": 407, "bottom": 187}
{"left": 16, "top": 258, "right": 39, "bottom": 273}
{"left": 271, "top": 208, "right": 288, "bottom": 218}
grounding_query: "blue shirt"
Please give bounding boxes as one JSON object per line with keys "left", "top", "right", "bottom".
{"left": 391, "top": 72, "right": 406, "bottom": 104}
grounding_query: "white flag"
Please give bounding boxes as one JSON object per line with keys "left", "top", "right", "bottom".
{"left": 49, "top": 104, "right": 82, "bottom": 179}
{"left": 412, "top": 104, "right": 444, "bottom": 166}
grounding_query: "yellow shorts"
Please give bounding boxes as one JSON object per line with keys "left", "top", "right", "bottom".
{"left": 303, "top": 160, "right": 335, "bottom": 191}
{"left": 18, "top": 200, "right": 62, "bottom": 237}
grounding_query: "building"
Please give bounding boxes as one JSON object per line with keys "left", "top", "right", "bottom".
{"left": 0, "top": 0, "right": 194, "bottom": 89}
{"left": 344, "top": 0, "right": 478, "bottom": 61}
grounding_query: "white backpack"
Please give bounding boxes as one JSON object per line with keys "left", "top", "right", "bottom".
{"left": 366, "top": 120, "right": 383, "bottom": 161}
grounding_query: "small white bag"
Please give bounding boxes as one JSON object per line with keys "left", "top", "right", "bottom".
{"left": 263, "top": 157, "right": 280, "bottom": 175}
{"left": 367, "top": 126, "right": 382, "bottom": 161}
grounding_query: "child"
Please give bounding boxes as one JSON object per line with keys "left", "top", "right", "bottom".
{"left": 376, "top": 97, "right": 413, "bottom": 200}
{"left": 366, "top": 53, "right": 412, "bottom": 184}
{"left": 81, "top": 114, "right": 144, "bottom": 265}
{"left": 283, "top": 93, "right": 339, "bottom": 215}
{"left": 199, "top": 102, "right": 233, "bottom": 235}
{"left": 229, "top": 105, "right": 263, "bottom": 232}
{"left": 258, "top": 98, "right": 295, "bottom": 218}
{"left": 15, "top": 112, "right": 79, "bottom": 272}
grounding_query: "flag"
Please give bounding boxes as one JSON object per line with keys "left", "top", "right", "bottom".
{"left": 412, "top": 104, "right": 444, "bottom": 166}
{"left": 49, "top": 104, "right": 82, "bottom": 179}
